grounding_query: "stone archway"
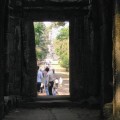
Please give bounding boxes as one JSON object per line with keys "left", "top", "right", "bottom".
{"left": 22, "top": 5, "right": 101, "bottom": 101}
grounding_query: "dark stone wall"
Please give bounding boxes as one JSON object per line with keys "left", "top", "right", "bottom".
{"left": 70, "top": 0, "right": 113, "bottom": 107}
{"left": 6, "top": 17, "right": 16, "bottom": 95}
{"left": 0, "top": 0, "right": 116, "bottom": 119}
{"left": 70, "top": 6, "right": 101, "bottom": 101}
{"left": 21, "top": 20, "right": 37, "bottom": 97}
{"left": 89, "top": 0, "right": 113, "bottom": 104}
{"left": 70, "top": 15, "right": 83, "bottom": 100}
{"left": 5, "top": 0, "right": 23, "bottom": 96}
{"left": 89, "top": 0, "right": 113, "bottom": 118}
{"left": 22, "top": 0, "right": 113, "bottom": 105}
{"left": 98, "top": 0, "right": 113, "bottom": 103}
{"left": 3, "top": 0, "right": 37, "bottom": 98}
{"left": 0, "top": 0, "right": 9, "bottom": 119}
{"left": 88, "top": 0, "right": 101, "bottom": 98}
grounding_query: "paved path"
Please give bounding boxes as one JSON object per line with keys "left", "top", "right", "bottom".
{"left": 3, "top": 108, "right": 100, "bottom": 120}
{"left": 38, "top": 71, "right": 69, "bottom": 96}
{"left": 3, "top": 62, "right": 101, "bottom": 120}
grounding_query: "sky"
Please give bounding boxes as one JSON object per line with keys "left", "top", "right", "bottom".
{"left": 43, "top": 22, "right": 52, "bottom": 27}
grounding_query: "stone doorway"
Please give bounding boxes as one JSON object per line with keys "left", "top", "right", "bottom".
{"left": 23, "top": 6, "right": 95, "bottom": 101}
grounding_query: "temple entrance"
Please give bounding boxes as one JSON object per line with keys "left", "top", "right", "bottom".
{"left": 23, "top": 7, "right": 93, "bottom": 101}
{"left": 33, "top": 21, "right": 70, "bottom": 96}
{"left": 22, "top": 3, "right": 106, "bottom": 101}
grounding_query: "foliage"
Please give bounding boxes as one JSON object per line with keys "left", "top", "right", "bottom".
{"left": 54, "top": 39, "right": 69, "bottom": 71}
{"left": 56, "top": 27, "right": 69, "bottom": 41}
{"left": 49, "top": 22, "right": 66, "bottom": 29}
{"left": 36, "top": 49, "right": 47, "bottom": 60}
{"left": 36, "top": 50, "right": 42, "bottom": 59}
{"left": 53, "top": 24, "right": 69, "bottom": 70}
{"left": 34, "top": 22, "right": 45, "bottom": 46}
{"left": 34, "top": 22, "right": 48, "bottom": 60}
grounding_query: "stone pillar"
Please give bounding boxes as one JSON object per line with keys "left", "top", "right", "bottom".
{"left": 94, "top": 2, "right": 113, "bottom": 116}
{"left": 84, "top": 14, "right": 101, "bottom": 98}
{"left": 6, "top": 6, "right": 22, "bottom": 96}
{"left": 113, "top": 0, "right": 120, "bottom": 119}
{"left": 0, "top": 0, "right": 8, "bottom": 118}
{"left": 12, "top": 0, "right": 23, "bottom": 96}
{"left": 22, "top": 20, "right": 37, "bottom": 98}
{"left": 70, "top": 15, "right": 88, "bottom": 100}
{"left": 70, "top": 10, "right": 100, "bottom": 101}
{"left": 13, "top": 22, "right": 22, "bottom": 95}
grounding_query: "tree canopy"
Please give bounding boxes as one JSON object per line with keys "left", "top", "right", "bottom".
{"left": 34, "top": 22, "right": 48, "bottom": 60}
{"left": 53, "top": 23, "right": 69, "bottom": 71}
{"left": 56, "top": 27, "right": 69, "bottom": 41}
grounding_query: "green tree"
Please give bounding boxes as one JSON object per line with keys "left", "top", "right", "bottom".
{"left": 56, "top": 27, "right": 69, "bottom": 41}
{"left": 34, "top": 22, "right": 48, "bottom": 60}
{"left": 53, "top": 25, "right": 69, "bottom": 71}
{"left": 49, "top": 22, "right": 65, "bottom": 29}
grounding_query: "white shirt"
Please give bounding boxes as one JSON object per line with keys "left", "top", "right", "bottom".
{"left": 46, "top": 70, "right": 55, "bottom": 82}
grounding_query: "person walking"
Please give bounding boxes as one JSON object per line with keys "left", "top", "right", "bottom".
{"left": 43, "top": 67, "right": 49, "bottom": 95}
{"left": 45, "top": 67, "right": 55, "bottom": 95}
{"left": 37, "top": 66, "right": 43, "bottom": 93}
{"left": 48, "top": 68, "right": 55, "bottom": 95}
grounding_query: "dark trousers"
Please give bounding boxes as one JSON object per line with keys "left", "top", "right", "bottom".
{"left": 48, "top": 81, "right": 54, "bottom": 95}
{"left": 37, "top": 82, "right": 41, "bottom": 92}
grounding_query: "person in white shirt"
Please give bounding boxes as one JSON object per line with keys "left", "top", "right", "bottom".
{"left": 37, "top": 66, "right": 43, "bottom": 93}
{"left": 43, "top": 68, "right": 49, "bottom": 95}
{"left": 45, "top": 67, "right": 55, "bottom": 95}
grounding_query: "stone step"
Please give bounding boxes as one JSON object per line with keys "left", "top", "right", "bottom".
{"left": 18, "top": 96, "right": 87, "bottom": 108}
{"left": 36, "top": 95, "right": 70, "bottom": 101}
{"left": 18, "top": 95, "right": 100, "bottom": 109}
{"left": 18, "top": 100, "right": 84, "bottom": 109}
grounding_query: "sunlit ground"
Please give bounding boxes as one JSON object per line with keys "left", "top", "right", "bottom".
{"left": 37, "top": 64, "right": 70, "bottom": 96}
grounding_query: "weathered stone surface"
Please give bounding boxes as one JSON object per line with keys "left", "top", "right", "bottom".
{"left": 3, "top": 108, "right": 100, "bottom": 120}
{"left": 0, "top": 0, "right": 9, "bottom": 119}
{"left": 0, "top": 0, "right": 117, "bottom": 119}
{"left": 113, "top": 0, "right": 120, "bottom": 119}
{"left": 22, "top": 20, "right": 37, "bottom": 97}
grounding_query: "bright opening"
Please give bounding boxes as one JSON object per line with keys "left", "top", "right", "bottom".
{"left": 33, "top": 21, "right": 70, "bottom": 96}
